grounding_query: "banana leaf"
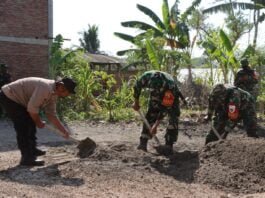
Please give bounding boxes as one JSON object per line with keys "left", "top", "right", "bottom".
{"left": 146, "top": 39, "right": 160, "bottom": 70}
{"left": 219, "top": 29, "right": 232, "bottom": 52}
{"left": 114, "top": 32, "right": 135, "bottom": 43}
{"left": 162, "top": 0, "right": 170, "bottom": 32}
{"left": 121, "top": 21, "right": 162, "bottom": 37}
{"left": 203, "top": 2, "right": 256, "bottom": 14}
{"left": 137, "top": 4, "right": 165, "bottom": 31}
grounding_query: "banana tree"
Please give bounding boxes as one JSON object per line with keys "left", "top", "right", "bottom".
{"left": 202, "top": 0, "right": 264, "bottom": 49}
{"left": 200, "top": 29, "right": 239, "bottom": 83}
{"left": 114, "top": 0, "right": 201, "bottom": 80}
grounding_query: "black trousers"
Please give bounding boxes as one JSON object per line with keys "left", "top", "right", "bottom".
{"left": 0, "top": 91, "right": 37, "bottom": 160}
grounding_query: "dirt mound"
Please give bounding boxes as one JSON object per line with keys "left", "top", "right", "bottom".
{"left": 76, "top": 137, "right": 97, "bottom": 158}
{"left": 196, "top": 137, "right": 265, "bottom": 194}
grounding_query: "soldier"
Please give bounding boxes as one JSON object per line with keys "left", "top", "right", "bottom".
{"left": 132, "top": 70, "right": 186, "bottom": 155}
{"left": 0, "top": 63, "right": 11, "bottom": 117}
{"left": 234, "top": 58, "right": 259, "bottom": 100}
{"left": 204, "top": 83, "right": 258, "bottom": 144}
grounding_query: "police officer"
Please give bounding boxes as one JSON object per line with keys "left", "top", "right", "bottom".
{"left": 234, "top": 58, "right": 259, "bottom": 100}
{"left": 0, "top": 77, "right": 76, "bottom": 166}
{"left": 204, "top": 83, "right": 258, "bottom": 144}
{"left": 132, "top": 70, "right": 186, "bottom": 155}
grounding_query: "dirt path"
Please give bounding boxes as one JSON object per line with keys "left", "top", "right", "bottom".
{"left": 0, "top": 119, "right": 264, "bottom": 198}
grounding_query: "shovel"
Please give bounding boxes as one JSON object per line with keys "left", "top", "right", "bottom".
{"left": 45, "top": 124, "right": 96, "bottom": 158}
{"left": 137, "top": 110, "right": 160, "bottom": 145}
{"left": 138, "top": 110, "right": 177, "bottom": 155}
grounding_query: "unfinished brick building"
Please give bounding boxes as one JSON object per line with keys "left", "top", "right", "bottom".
{"left": 0, "top": 0, "right": 53, "bottom": 80}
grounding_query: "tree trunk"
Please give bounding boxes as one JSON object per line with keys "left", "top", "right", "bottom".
{"left": 253, "top": 7, "right": 260, "bottom": 49}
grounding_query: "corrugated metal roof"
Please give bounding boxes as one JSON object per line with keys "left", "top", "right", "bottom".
{"left": 84, "top": 53, "right": 124, "bottom": 64}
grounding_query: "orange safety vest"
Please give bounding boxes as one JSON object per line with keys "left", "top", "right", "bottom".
{"left": 162, "top": 90, "right": 175, "bottom": 107}
{"left": 227, "top": 102, "right": 239, "bottom": 120}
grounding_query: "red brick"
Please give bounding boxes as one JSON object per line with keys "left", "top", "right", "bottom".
{"left": 0, "top": 0, "right": 49, "bottom": 80}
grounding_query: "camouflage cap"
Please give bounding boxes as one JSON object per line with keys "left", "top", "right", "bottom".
{"left": 240, "top": 58, "right": 249, "bottom": 67}
{"left": 211, "top": 83, "right": 226, "bottom": 98}
{"left": 149, "top": 72, "right": 163, "bottom": 88}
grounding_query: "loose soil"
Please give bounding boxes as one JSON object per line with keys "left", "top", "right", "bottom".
{"left": 0, "top": 116, "right": 264, "bottom": 198}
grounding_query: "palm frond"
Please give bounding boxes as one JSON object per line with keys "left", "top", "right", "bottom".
{"left": 121, "top": 21, "right": 162, "bottom": 37}
{"left": 137, "top": 4, "right": 165, "bottom": 30}
{"left": 181, "top": 0, "right": 201, "bottom": 20}
{"left": 116, "top": 49, "right": 139, "bottom": 56}
{"left": 114, "top": 32, "right": 135, "bottom": 43}
{"left": 241, "top": 45, "right": 255, "bottom": 58}
{"left": 162, "top": 0, "right": 170, "bottom": 31}
{"left": 203, "top": 2, "right": 255, "bottom": 14}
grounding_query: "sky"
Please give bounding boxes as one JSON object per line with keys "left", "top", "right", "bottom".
{"left": 53, "top": 0, "right": 264, "bottom": 57}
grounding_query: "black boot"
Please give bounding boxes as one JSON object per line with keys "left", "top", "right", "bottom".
{"left": 34, "top": 148, "right": 46, "bottom": 157}
{"left": 137, "top": 137, "right": 148, "bottom": 152}
{"left": 163, "top": 142, "right": 174, "bottom": 156}
{"left": 19, "top": 156, "right": 45, "bottom": 166}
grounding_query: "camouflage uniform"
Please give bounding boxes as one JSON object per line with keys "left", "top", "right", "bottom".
{"left": 205, "top": 84, "right": 258, "bottom": 144}
{"left": 234, "top": 59, "right": 259, "bottom": 100}
{"left": 134, "top": 71, "right": 184, "bottom": 146}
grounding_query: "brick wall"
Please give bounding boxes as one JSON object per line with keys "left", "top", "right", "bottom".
{"left": 0, "top": 0, "right": 50, "bottom": 80}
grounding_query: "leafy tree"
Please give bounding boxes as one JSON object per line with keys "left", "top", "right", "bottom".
{"left": 49, "top": 34, "right": 75, "bottom": 78}
{"left": 202, "top": 0, "right": 265, "bottom": 49}
{"left": 200, "top": 28, "right": 239, "bottom": 83}
{"left": 114, "top": 0, "right": 201, "bottom": 80}
{"left": 79, "top": 24, "right": 100, "bottom": 53}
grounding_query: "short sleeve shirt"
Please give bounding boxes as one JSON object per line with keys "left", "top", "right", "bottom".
{"left": 1, "top": 77, "right": 57, "bottom": 115}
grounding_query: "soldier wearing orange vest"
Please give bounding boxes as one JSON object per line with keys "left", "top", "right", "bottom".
{"left": 132, "top": 70, "right": 186, "bottom": 155}
{"left": 204, "top": 83, "right": 258, "bottom": 144}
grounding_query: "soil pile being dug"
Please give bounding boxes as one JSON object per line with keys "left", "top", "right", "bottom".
{"left": 196, "top": 137, "right": 265, "bottom": 194}
{"left": 76, "top": 137, "right": 97, "bottom": 158}
{"left": 45, "top": 124, "right": 97, "bottom": 159}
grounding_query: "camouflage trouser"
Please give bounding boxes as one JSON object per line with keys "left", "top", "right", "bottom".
{"left": 140, "top": 102, "right": 180, "bottom": 145}
{"left": 205, "top": 103, "right": 258, "bottom": 144}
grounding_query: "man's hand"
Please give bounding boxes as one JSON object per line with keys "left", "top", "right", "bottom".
{"left": 132, "top": 100, "right": 140, "bottom": 111}
{"left": 62, "top": 130, "right": 70, "bottom": 139}
{"left": 36, "top": 121, "right": 45, "bottom": 128}
{"left": 29, "top": 112, "right": 45, "bottom": 128}
{"left": 150, "top": 125, "right": 157, "bottom": 135}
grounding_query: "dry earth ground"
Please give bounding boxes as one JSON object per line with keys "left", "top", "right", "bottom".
{"left": 0, "top": 117, "right": 265, "bottom": 198}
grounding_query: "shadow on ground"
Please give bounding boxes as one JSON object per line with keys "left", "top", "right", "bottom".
{"left": 0, "top": 162, "right": 84, "bottom": 187}
{"left": 150, "top": 150, "right": 200, "bottom": 183}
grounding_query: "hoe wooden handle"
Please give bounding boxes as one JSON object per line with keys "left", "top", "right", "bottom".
{"left": 45, "top": 123, "right": 79, "bottom": 143}
{"left": 138, "top": 110, "right": 160, "bottom": 145}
